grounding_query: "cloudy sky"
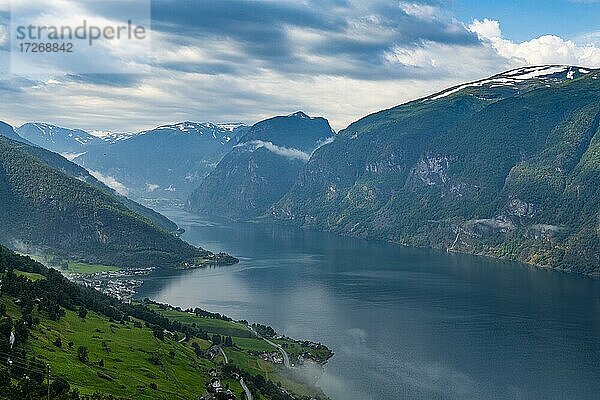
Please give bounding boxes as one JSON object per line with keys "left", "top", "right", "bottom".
{"left": 1, "top": 0, "right": 600, "bottom": 132}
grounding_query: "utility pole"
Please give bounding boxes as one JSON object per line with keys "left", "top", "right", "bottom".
{"left": 46, "top": 364, "right": 50, "bottom": 400}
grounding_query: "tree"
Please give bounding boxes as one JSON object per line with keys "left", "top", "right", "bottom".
{"left": 152, "top": 327, "right": 164, "bottom": 341}
{"left": 148, "top": 354, "right": 161, "bottom": 366}
{"left": 14, "top": 320, "right": 29, "bottom": 344}
{"left": 77, "top": 346, "right": 89, "bottom": 363}
{"left": 50, "top": 376, "right": 70, "bottom": 397}
{"left": 211, "top": 334, "right": 221, "bottom": 346}
{"left": 78, "top": 306, "right": 88, "bottom": 319}
{"left": 0, "top": 365, "right": 10, "bottom": 388}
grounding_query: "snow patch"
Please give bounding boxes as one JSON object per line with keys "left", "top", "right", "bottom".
{"left": 427, "top": 65, "right": 580, "bottom": 101}
{"left": 288, "top": 111, "right": 312, "bottom": 119}
{"left": 217, "top": 123, "right": 246, "bottom": 132}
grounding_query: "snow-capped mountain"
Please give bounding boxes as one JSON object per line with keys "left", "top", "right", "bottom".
{"left": 74, "top": 121, "right": 250, "bottom": 202}
{"left": 0, "top": 121, "right": 31, "bottom": 144}
{"left": 268, "top": 65, "right": 600, "bottom": 275}
{"left": 89, "top": 130, "right": 140, "bottom": 143}
{"left": 139, "top": 121, "right": 248, "bottom": 144}
{"left": 16, "top": 122, "right": 104, "bottom": 155}
{"left": 425, "top": 65, "right": 592, "bottom": 102}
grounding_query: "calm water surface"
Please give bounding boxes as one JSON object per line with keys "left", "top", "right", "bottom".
{"left": 137, "top": 209, "right": 600, "bottom": 400}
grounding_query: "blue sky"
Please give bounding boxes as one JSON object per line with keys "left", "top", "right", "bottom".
{"left": 454, "top": 0, "right": 600, "bottom": 41}
{"left": 0, "top": 0, "right": 599, "bottom": 132}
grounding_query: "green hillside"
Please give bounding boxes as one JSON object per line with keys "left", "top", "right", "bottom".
{"left": 14, "top": 140, "right": 179, "bottom": 233}
{"left": 0, "top": 136, "right": 230, "bottom": 268}
{"left": 0, "top": 245, "right": 330, "bottom": 400}
{"left": 272, "top": 66, "right": 600, "bottom": 276}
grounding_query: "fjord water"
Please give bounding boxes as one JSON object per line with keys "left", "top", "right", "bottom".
{"left": 137, "top": 210, "right": 600, "bottom": 400}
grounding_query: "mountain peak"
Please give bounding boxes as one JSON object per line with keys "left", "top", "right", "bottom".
{"left": 288, "top": 111, "right": 312, "bottom": 119}
{"left": 0, "top": 121, "right": 31, "bottom": 144}
{"left": 16, "top": 122, "right": 100, "bottom": 151}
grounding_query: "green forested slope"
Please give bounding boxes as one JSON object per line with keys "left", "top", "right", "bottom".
{"left": 14, "top": 140, "right": 179, "bottom": 233}
{"left": 187, "top": 112, "right": 334, "bottom": 219}
{"left": 0, "top": 136, "right": 210, "bottom": 268}
{"left": 273, "top": 66, "right": 600, "bottom": 275}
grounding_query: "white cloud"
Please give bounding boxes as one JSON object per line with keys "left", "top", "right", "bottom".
{"left": 241, "top": 140, "right": 311, "bottom": 161}
{"left": 399, "top": 2, "right": 441, "bottom": 20}
{"left": 2, "top": 4, "right": 600, "bottom": 134}
{"left": 468, "top": 18, "right": 501, "bottom": 40}
{"left": 0, "top": 25, "right": 7, "bottom": 47}
{"left": 89, "top": 170, "right": 129, "bottom": 195}
{"left": 469, "top": 19, "right": 600, "bottom": 67}
{"left": 145, "top": 183, "right": 159, "bottom": 192}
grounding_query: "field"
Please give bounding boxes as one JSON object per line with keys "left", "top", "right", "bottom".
{"left": 147, "top": 304, "right": 253, "bottom": 338}
{"left": 65, "top": 262, "right": 121, "bottom": 274}
{"left": 13, "top": 269, "right": 46, "bottom": 281}
{"left": 1, "top": 298, "right": 242, "bottom": 399}
{"left": 148, "top": 304, "right": 327, "bottom": 398}
{"left": 273, "top": 338, "right": 333, "bottom": 362}
{"left": 0, "top": 295, "right": 326, "bottom": 400}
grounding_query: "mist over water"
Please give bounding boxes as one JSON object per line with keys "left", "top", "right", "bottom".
{"left": 136, "top": 209, "right": 600, "bottom": 400}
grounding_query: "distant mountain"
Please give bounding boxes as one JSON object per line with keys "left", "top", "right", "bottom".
{"left": 271, "top": 66, "right": 600, "bottom": 276}
{"left": 187, "top": 112, "right": 334, "bottom": 219}
{"left": 0, "top": 121, "right": 31, "bottom": 144}
{"left": 16, "top": 122, "right": 104, "bottom": 156}
{"left": 88, "top": 130, "right": 140, "bottom": 143}
{"left": 0, "top": 132, "right": 235, "bottom": 268}
{"left": 74, "top": 121, "right": 250, "bottom": 203}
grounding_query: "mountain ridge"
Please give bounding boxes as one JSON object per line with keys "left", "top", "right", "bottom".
{"left": 187, "top": 111, "right": 335, "bottom": 219}
{"left": 74, "top": 121, "right": 250, "bottom": 202}
{"left": 268, "top": 66, "right": 600, "bottom": 276}
{"left": 0, "top": 133, "right": 236, "bottom": 268}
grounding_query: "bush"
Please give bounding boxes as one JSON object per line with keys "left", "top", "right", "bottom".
{"left": 77, "top": 346, "right": 89, "bottom": 363}
{"left": 148, "top": 354, "right": 161, "bottom": 366}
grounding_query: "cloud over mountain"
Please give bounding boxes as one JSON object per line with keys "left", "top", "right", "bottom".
{"left": 0, "top": 1, "right": 599, "bottom": 131}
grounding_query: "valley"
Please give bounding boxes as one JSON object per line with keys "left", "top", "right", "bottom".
{"left": 0, "top": 64, "right": 599, "bottom": 400}
{"left": 8, "top": 66, "right": 598, "bottom": 277}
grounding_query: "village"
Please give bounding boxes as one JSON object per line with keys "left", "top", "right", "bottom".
{"left": 65, "top": 267, "right": 155, "bottom": 300}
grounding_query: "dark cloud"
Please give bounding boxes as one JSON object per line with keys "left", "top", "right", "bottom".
{"left": 64, "top": 73, "right": 144, "bottom": 87}
{"left": 80, "top": 0, "right": 483, "bottom": 80}
{"left": 0, "top": 75, "right": 39, "bottom": 93}
{"left": 158, "top": 61, "right": 240, "bottom": 75}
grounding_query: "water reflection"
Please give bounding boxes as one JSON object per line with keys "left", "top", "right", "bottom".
{"left": 137, "top": 210, "right": 600, "bottom": 400}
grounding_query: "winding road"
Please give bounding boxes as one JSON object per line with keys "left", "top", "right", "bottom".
{"left": 218, "top": 346, "right": 229, "bottom": 364}
{"left": 249, "top": 326, "right": 291, "bottom": 368}
{"left": 219, "top": 346, "right": 252, "bottom": 400}
{"left": 240, "top": 377, "right": 253, "bottom": 400}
